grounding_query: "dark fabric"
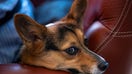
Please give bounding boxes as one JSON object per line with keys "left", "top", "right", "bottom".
{"left": 34, "top": 0, "right": 73, "bottom": 25}
{"left": 0, "top": 0, "right": 34, "bottom": 64}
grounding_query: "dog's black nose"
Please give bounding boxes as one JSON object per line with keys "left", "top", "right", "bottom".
{"left": 98, "top": 61, "right": 109, "bottom": 71}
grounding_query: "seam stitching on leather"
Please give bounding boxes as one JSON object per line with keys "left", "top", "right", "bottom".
{"left": 99, "top": 0, "right": 131, "bottom": 52}
{"left": 113, "top": 35, "right": 132, "bottom": 37}
{"left": 95, "top": 0, "right": 131, "bottom": 53}
{"left": 112, "top": 31, "right": 132, "bottom": 34}
{"left": 97, "top": 0, "right": 132, "bottom": 52}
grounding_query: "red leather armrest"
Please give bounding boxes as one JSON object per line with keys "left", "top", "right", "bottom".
{"left": 0, "top": 64, "right": 69, "bottom": 74}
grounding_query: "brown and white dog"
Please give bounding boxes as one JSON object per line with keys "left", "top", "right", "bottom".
{"left": 14, "top": 0, "right": 108, "bottom": 74}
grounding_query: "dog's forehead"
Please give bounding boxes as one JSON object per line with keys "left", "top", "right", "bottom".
{"left": 44, "top": 22, "right": 84, "bottom": 50}
{"left": 46, "top": 21, "right": 81, "bottom": 34}
{"left": 57, "top": 24, "right": 82, "bottom": 40}
{"left": 46, "top": 22, "right": 83, "bottom": 40}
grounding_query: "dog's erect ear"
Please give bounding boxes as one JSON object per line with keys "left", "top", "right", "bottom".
{"left": 14, "top": 14, "right": 47, "bottom": 43}
{"left": 63, "top": 0, "right": 87, "bottom": 24}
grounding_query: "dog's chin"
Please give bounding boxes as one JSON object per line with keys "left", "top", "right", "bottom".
{"left": 91, "top": 70, "right": 104, "bottom": 74}
{"left": 66, "top": 68, "right": 104, "bottom": 74}
{"left": 67, "top": 68, "right": 90, "bottom": 74}
{"left": 67, "top": 68, "right": 82, "bottom": 74}
{"left": 90, "top": 65, "right": 105, "bottom": 74}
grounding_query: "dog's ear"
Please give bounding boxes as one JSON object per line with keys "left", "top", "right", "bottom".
{"left": 63, "top": 0, "right": 87, "bottom": 24}
{"left": 14, "top": 14, "right": 47, "bottom": 43}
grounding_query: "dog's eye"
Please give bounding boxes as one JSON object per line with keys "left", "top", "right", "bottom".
{"left": 65, "top": 47, "right": 79, "bottom": 55}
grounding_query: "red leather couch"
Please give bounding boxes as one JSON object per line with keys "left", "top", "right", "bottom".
{"left": 84, "top": 0, "right": 132, "bottom": 74}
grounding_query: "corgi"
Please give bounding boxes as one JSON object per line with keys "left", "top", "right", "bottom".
{"left": 14, "top": 0, "right": 108, "bottom": 74}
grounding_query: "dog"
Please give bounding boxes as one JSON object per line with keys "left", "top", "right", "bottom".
{"left": 14, "top": 0, "right": 108, "bottom": 74}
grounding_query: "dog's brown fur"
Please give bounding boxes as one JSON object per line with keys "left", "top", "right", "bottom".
{"left": 14, "top": 0, "right": 107, "bottom": 74}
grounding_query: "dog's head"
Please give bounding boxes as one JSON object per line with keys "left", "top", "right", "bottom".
{"left": 14, "top": 0, "right": 108, "bottom": 74}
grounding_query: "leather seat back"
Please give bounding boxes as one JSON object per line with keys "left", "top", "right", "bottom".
{"left": 84, "top": 0, "right": 132, "bottom": 74}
